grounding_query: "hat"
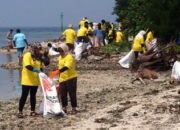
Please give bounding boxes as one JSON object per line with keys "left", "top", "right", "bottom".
{"left": 58, "top": 43, "right": 69, "bottom": 54}
{"left": 68, "top": 24, "right": 73, "bottom": 28}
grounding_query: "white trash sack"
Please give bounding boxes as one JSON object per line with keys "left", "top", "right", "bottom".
{"left": 171, "top": 61, "right": 180, "bottom": 81}
{"left": 74, "top": 42, "right": 89, "bottom": 61}
{"left": 118, "top": 50, "right": 135, "bottom": 69}
{"left": 39, "top": 73, "right": 65, "bottom": 117}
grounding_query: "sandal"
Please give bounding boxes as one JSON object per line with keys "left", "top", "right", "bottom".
{"left": 70, "top": 109, "right": 77, "bottom": 115}
{"left": 17, "top": 112, "right": 24, "bottom": 118}
{"left": 30, "top": 111, "right": 39, "bottom": 117}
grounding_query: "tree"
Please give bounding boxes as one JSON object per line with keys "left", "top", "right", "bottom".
{"left": 113, "top": 0, "right": 180, "bottom": 43}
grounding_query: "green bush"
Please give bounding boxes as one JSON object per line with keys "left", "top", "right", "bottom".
{"left": 101, "top": 41, "right": 132, "bottom": 54}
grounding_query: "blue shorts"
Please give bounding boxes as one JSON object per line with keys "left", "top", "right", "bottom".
{"left": 17, "top": 47, "right": 25, "bottom": 56}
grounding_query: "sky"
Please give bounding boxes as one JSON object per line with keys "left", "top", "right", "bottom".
{"left": 0, "top": 0, "right": 116, "bottom": 27}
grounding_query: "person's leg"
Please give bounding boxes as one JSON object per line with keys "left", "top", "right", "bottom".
{"left": 67, "top": 78, "right": 77, "bottom": 111}
{"left": 66, "top": 43, "right": 74, "bottom": 52}
{"left": 134, "top": 51, "right": 139, "bottom": 59}
{"left": 29, "top": 86, "right": 38, "bottom": 112}
{"left": 60, "top": 82, "right": 68, "bottom": 112}
{"left": 19, "top": 85, "right": 30, "bottom": 112}
{"left": 17, "top": 47, "right": 24, "bottom": 66}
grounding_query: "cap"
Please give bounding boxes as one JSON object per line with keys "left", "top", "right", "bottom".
{"left": 58, "top": 43, "right": 69, "bottom": 54}
{"left": 68, "top": 24, "right": 73, "bottom": 28}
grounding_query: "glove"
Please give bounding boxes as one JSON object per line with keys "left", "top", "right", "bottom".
{"left": 32, "top": 68, "right": 41, "bottom": 73}
{"left": 49, "top": 70, "right": 60, "bottom": 79}
{"left": 39, "top": 72, "right": 47, "bottom": 78}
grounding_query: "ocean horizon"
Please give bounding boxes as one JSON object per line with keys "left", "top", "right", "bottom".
{"left": 0, "top": 26, "right": 79, "bottom": 47}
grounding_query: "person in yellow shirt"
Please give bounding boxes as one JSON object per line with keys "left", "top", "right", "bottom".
{"left": 145, "top": 30, "right": 154, "bottom": 50}
{"left": 77, "top": 21, "right": 89, "bottom": 43}
{"left": 116, "top": 29, "right": 124, "bottom": 43}
{"left": 79, "top": 17, "right": 90, "bottom": 29}
{"left": 87, "top": 22, "right": 94, "bottom": 46}
{"left": 18, "top": 45, "right": 50, "bottom": 118}
{"left": 49, "top": 43, "right": 78, "bottom": 114}
{"left": 145, "top": 30, "right": 154, "bottom": 43}
{"left": 62, "top": 24, "right": 76, "bottom": 51}
{"left": 108, "top": 26, "right": 114, "bottom": 44}
{"left": 132, "top": 30, "right": 146, "bottom": 59}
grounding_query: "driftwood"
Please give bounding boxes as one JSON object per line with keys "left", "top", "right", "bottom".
{"left": 132, "top": 44, "right": 178, "bottom": 72}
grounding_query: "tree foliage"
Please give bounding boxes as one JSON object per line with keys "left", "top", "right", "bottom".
{"left": 113, "top": 0, "right": 180, "bottom": 43}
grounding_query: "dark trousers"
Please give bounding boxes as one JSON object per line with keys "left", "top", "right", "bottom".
{"left": 19, "top": 85, "right": 38, "bottom": 112}
{"left": 59, "top": 77, "right": 77, "bottom": 108}
{"left": 66, "top": 43, "right": 74, "bottom": 51}
{"left": 134, "top": 51, "right": 143, "bottom": 59}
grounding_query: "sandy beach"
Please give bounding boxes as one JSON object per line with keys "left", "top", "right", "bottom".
{"left": 0, "top": 45, "right": 180, "bottom": 130}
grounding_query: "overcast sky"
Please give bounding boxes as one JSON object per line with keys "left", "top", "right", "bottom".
{"left": 0, "top": 0, "right": 116, "bottom": 27}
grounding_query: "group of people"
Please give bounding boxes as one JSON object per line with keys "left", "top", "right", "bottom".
{"left": 119, "top": 29, "right": 155, "bottom": 69}
{"left": 132, "top": 29, "right": 155, "bottom": 59}
{"left": 5, "top": 23, "right": 156, "bottom": 119}
{"left": 60, "top": 17, "right": 124, "bottom": 60}
{"left": 10, "top": 17, "right": 157, "bottom": 119}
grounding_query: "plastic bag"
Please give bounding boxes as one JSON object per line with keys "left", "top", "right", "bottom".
{"left": 74, "top": 42, "right": 88, "bottom": 61}
{"left": 171, "top": 61, "right": 180, "bottom": 81}
{"left": 39, "top": 73, "right": 65, "bottom": 117}
{"left": 118, "top": 50, "right": 135, "bottom": 69}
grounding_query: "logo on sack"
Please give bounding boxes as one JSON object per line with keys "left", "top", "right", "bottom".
{"left": 42, "top": 79, "right": 52, "bottom": 91}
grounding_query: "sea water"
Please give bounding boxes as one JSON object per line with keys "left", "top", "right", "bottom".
{"left": 0, "top": 27, "right": 61, "bottom": 46}
{"left": 0, "top": 53, "right": 21, "bottom": 101}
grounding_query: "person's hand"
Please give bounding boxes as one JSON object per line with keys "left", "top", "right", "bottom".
{"left": 49, "top": 70, "right": 60, "bottom": 79}
{"left": 32, "top": 68, "right": 41, "bottom": 73}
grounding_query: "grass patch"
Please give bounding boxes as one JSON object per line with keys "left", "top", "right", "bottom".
{"left": 101, "top": 41, "right": 132, "bottom": 54}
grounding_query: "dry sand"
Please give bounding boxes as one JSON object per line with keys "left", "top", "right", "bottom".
{"left": 1, "top": 47, "right": 180, "bottom": 130}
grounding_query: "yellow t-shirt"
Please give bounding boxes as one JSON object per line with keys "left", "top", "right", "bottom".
{"left": 21, "top": 52, "right": 42, "bottom": 86}
{"left": 116, "top": 31, "right": 123, "bottom": 43}
{"left": 108, "top": 29, "right": 113, "bottom": 38}
{"left": 145, "top": 31, "right": 154, "bottom": 43}
{"left": 101, "top": 24, "right": 106, "bottom": 31}
{"left": 132, "top": 36, "right": 145, "bottom": 52}
{"left": 58, "top": 54, "right": 77, "bottom": 83}
{"left": 77, "top": 27, "right": 88, "bottom": 37}
{"left": 63, "top": 28, "right": 76, "bottom": 44}
{"left": 79, "top": 20, "right": 85, "bottom": 28}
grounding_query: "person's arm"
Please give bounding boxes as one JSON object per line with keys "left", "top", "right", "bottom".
{"left": 49, "top": 67, "right": 68, "bottom": 79}
{"left": 26, "top": 65, "right": 41, "bottom": 73}
{"left": 24, "top": 39, "right": 29, "bottom": 46}
{"left": 13, "top": 35, "right": 16, "bottom": 47}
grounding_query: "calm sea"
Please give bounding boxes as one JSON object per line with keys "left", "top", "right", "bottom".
{"left": 0, "top": 27, "right": 62, "bottom": 46}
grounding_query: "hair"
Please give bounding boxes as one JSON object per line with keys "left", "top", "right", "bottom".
{"left": 84, "top": 21, "right": 89, "bottom": 28}
{"left": 16, "top": 29, "right": 21, "bottom": 33}
{"left": 31, "top": 45, "right": 42, "bottom": 60}
{"left": 47, "top": 43, "right": 52, "bottom": 48}
{"left": 101, "top": 19, "right": 106, "bottom": 24}
{"left": 10, "top": 29, "right": 13, "bottom": 32}
{"left": 98, "top": 23, "right": 101, "bottom": 30}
